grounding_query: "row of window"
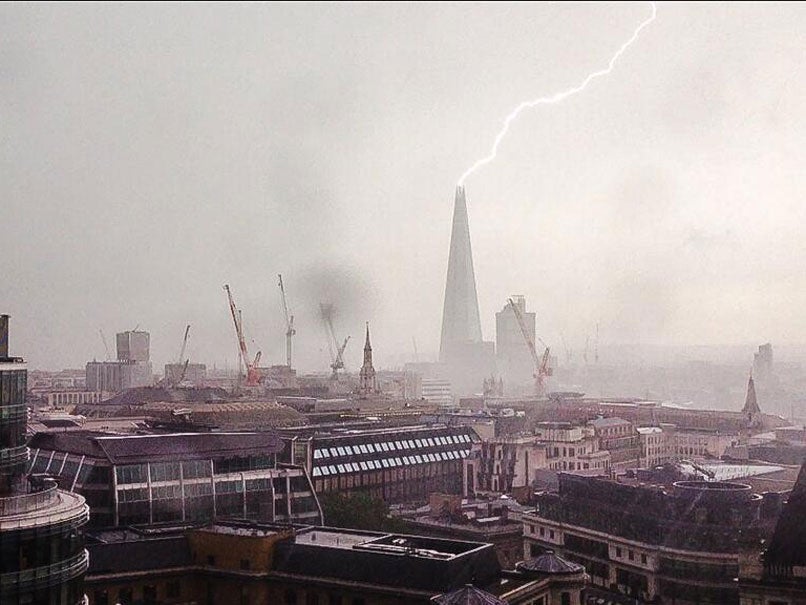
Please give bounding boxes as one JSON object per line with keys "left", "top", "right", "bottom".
{"left": 614, "top": 546, "right": 648, "bottom": 566}
{"left": 312, "top": 450, "right": 468, "bottom": 476}
{"left": 313, "top": 434, "right": 471, "bottom": 459}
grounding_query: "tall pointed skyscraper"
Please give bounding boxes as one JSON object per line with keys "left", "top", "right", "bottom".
{"left": 440, "top": 185, "right": 483, "bottom": 363}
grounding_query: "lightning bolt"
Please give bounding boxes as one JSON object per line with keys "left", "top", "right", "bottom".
{"left": 458, "top": 2, "right": 657, "bottom": 185}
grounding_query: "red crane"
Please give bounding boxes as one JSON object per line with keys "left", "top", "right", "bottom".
{"left": 507, "top": 298, "right": 552, "bottom": 397}
{"left": 223, "top": 284, "right": 262, "bottom": 386}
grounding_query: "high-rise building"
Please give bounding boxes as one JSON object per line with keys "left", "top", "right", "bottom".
{"left": 440, "top": 186, "right": 483, "bottom": 360}
{"left": 85, "top": 329, "right": 152, "bottom": 393}
{"left": 116, "top": 330, "right": 150, "bottom": 363}
{"left": 495, "top": 296, "right": 536, "bottom": 389}
{"left": 753, "top": 343, "right": 773, "bottom": 382}
{"left": 0, "top": 315, "right": 90, "bottom": 605}
{"left": 438, "top": 186, "right": 495, "bottom": 394}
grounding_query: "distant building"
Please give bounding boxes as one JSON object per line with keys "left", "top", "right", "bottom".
{"left": 84, "top": 520, "right": 585, "bottom": 605}
{"left": 524, "top": 473, "right": 771, "bottom": 604}
{"left": 85, "top": 330, "right": 153, "bottom": 394}
{"left": 587, "top": 417, "right": 641, "bottom": 472}
{"left": 496, "top": 295, "right": 536, "bottom": 389}
{"left": 742, "top": 374, "right": 763, "bottom": 429}
{"left": 672, "top": 427, "right": 739, "bottom": 459}
{"left": 163, "top": 362, "right": 207, "bottom": 386}
{"left": 534, "top": 422, "right": 611, "bottom": 475}
{"left": 0, "top": 315, "right": 90, "bottom": 605}
{"left": 358, "top": 323, "right": 378, "bottom": 396}
{"left": 636, "top": 426, "right": 674, "bottom": 467}
{"left": 27, "top": 430, "right": 321, "bottom": 529}
{"left": 439, "top": 186, "right": 496, "bottom": 394}
{"left": 422, "top": 377, "right": 454, "bottom": 408}
{"left": 753, "top": 343, "right": 773, "bottom": 382}
{"left": 85, "top": 359, "right": 152, "bottom": 392}
{"left": 45, "top": 389, "right": 104, "bottom": 407}
{"left": 281, "top": 424, "right": 478, "bottom": 504}
{"left": 464, "top": 435, "right": 548, "bottom": 496}
{"left": 116, "top": 330, "right": 150, "bottom": 363}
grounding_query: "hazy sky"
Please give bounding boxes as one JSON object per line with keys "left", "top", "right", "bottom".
{"left": 3, "top": 2, "right": 806, "bottom": 371}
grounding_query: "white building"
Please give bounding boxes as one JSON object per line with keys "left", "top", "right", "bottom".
{"left": 421, "top": 378, "right": 454, "bottom": 409}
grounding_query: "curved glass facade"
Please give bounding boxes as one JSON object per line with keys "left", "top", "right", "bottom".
{"left": 1, "top": 317, "right": 90, "bottom": 605}
{"left": 0, "top": 367, "right": 28, "bottom": 494}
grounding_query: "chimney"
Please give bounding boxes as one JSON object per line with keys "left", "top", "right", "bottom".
{"left": 0, "top": 315, "right": 9, "bottom": 358}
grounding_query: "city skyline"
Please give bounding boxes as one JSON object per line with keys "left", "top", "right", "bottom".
{"left": 3, "top": 3, "right": 806, "bottom": 372}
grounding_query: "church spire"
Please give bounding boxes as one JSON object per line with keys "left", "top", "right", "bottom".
{"left": 743, "top": 372, "right": 762, "bottom": 429}
{"left": 359, "top": 322, "right": 377, "bottom": 396}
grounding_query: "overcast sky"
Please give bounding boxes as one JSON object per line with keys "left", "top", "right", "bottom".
{"left": 3, "top": 2, "right": 805, "bottom": 371}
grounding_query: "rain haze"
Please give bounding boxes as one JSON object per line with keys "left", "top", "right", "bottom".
{"left": 3, "top": 1, "right": 806, "bottom": 384}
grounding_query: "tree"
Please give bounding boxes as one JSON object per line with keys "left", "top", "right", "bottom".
{"left": 319, "top": 491, "right": 406, "bottom": 532}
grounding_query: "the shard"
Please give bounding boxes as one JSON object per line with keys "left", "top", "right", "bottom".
{"left": 439, "top": 185, "right": 483, "bottom": 363}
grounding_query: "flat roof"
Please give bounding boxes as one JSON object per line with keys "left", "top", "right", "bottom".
{"left": 29, "top": 430, "right": 283, "bottom": 463}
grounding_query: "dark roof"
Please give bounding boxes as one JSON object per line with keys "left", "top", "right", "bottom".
{"left": 28, "top": 431, "right": 109, "bottom": 458}
{"left": 29, "top": 430, "right": 283, "bottom": 464}
{"left": 517, "top": 551, "right": 584, "bottom": 575}
{"left": 273, "top": 529, "right": 501, "bottom": 593}
{"left": 433, "top": 585, "right": 507, "bottom": 605}
{"left": 765, "top": 459, "right": 806, "bottom": 566}
{"left": 87, "top": 536, "right": 191, "bottom": 574}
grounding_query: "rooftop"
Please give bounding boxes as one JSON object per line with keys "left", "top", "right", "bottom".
{"left": 589, "top": 417, "right": 631, "bottom": 428}
{"left": 28, "top": 430, "right": 283, "bottom": 463}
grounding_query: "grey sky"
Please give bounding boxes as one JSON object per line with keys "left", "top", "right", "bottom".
{"left": 2, "top": 2, "right": 805, "bottom": 371}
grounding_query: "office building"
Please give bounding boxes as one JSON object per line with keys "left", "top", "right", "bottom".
{"left": 281, "top": 424, "right": 478, "bottom": 503}
{"left": 524, "top": 473, "right": 770, "bottom": 604}
{"left": 27, "top": 430, "right": 322, "bottom": 529}
{"left": 84, "top": 520, "right": 586, "bottom": 605}
{"left": 0, "top": 315, "right": 90, "bottom": 605}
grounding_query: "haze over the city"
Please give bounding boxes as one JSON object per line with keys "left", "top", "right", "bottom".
{"left": 3, "top": 2, "right": 806, "bottom": 372}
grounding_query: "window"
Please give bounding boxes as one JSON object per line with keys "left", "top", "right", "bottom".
{"left": 641, "top": 554, "right": 648, "bottom": 565}
{"left": 143, "top": 585, "right": 157, "bottom": 604}
{"left": 549, "top": 530, "right": 555, "bottom": 539}
{"left": 207, "top": 555, "right": 216, "bottom": 566}
{"left": 306, "top": 594, "right": 320, "bottom": 605}
{"left": 616, "top": 547, "right": 622, "bottom": 558}
{"left": 118, "top": 588, "right": 133, "bottom": 605}
{"left": 285, "top": 590, "right": 297, "bottom": 605}
{"left": 540, "top": 527, "right": 545, "bottom": 536}
{"left": 166, "top": 581, "right": 180, "bottom": 598}
{"left": 328, "top": 595, "right": 343, "bottom": 605}
{"left": 241, "top": 558, "right": 250, "bottom": 570}
{"left": 628, "top": 550, "right": 635, "bottom": 561}
{"left": 94, "top": 590, "right": 109, "bottom": 605}
{"left": 560, "top": 593, "right": 571, "bottom": 605}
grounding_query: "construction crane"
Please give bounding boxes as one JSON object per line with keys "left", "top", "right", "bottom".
{"left": 507, "top": 298, "right": 552, "bottom": 397}
{"left": 278, "top": 274, "right": 295, "bottom": 368}
{"left": 223, "top": 284, "right": 262, "bottom": 387}
{"left": 173, "top": 324, "right": 191, "bottom": 385}
{"left": 320, "top": 303, "right": 349, "bottom": 379}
